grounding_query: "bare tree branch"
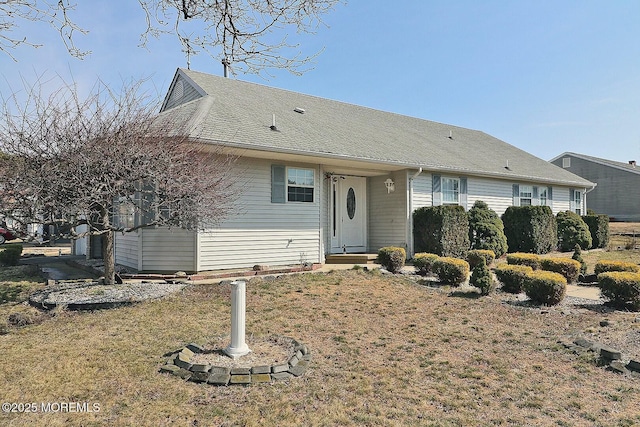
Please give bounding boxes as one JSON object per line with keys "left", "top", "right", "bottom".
{"left": 137, "top": 0, "right": 342, "bottom": 76}
{"left": 0, "top": 0, "right": 89, "bottom": 60}
{"left": 1, "top": 1, "right": 342, "bottom": 75}
{"left": 0, "top": 76, "right": 240, "bottom": 283}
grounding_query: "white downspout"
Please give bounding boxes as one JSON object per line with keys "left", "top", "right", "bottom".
{"left": 408, "top": 168, "right": 423, "bottom": 257}
{"left": 584, "top": 183, "right": 597, "bottom": 214}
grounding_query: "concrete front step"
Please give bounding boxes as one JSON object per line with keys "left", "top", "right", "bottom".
{"left": 325, "top": 254, "right": 379, "bottom": 264}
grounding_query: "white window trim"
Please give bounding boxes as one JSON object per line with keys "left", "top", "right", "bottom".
{"left": 519, "top": 185, "right": 533, "bottom": 206}
{"left": 441, "top": 177, "right": 460, "bottom": 205}
{"left": 286, "top": 167, "right": 315, "bottom": 203}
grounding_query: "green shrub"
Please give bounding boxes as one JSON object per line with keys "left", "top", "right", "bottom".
{"left": 540, "top": 258, "right": 581, "bottom": 284}
{"left": 598, "top": 272, "right": 640, "bottom": 310}
{"left": 556, "top": 211, "right": 592, "bottom": 252}
{"left": 432, "top": 257, "right": 470, "bottom": 286}
{"left": 506, "top": 252, "right": 541, "bottom": 270}
{"left": 467, "top": 249, "right": 495, "bottom": 270}
{"left": 502, "top": 205, "right": 557, "bottom": 254}
{"left": 582, "top": 214, "right": 610, "bottom": 249}
{"left": 594, "top": 260, "right": 640, "bottom": 275}
{"left": 469, "top": 258, "right": 496, "bottom": 295}
{"left": 412, "top": 253, "right": 439, "bottom": 275}
{"left": 572, "top": 244, "right": 587, "bottom": 275}
{"left": 494, "top": 264, "right": 533, "bottom": 294}
{"left": 413, "top": 205, "right": 470, "bottom": 258}
{"left": 0, "top": 244, "right": 22, "bottom": 266}
{"left": 524, "top": 270, "right": 567, "bottom": 306}
{"left": 468, "top": 200, "right": 508, "bottom": 257}
{"left": 377, "top": 247, "right": 406, "bottom": 273}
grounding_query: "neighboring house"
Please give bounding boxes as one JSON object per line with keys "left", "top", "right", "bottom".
{"left": 76, "top": 68, "right": 595, "bottom": 272}
{"left": 550, "top": 152, "right": 640, "bottom": 221}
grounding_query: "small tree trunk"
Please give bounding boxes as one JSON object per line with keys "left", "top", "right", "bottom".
{"left": 100, "top": 208, "right": 116, "bottom": 285}
{"left": 102, "top": 231, "right": 116, "bottom": 285}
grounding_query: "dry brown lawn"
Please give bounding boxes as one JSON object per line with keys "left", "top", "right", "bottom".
{"left": 1, "top": 255, "right": 640, "bottom": 426}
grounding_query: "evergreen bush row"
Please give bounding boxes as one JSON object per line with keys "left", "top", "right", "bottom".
{"left": 594, "top": 260, "right": 640, "bottom": 275}
{"left": 413, "top": 203, "right": 610, "bottom": 258}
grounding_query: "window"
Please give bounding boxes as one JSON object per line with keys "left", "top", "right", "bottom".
{"left": 271, "top": 165, "right": 315, "bottom": 203}
{"left": 519, "top": 185, "right": 533, "bottom": 206}
{"left": 442, "top": 177, "right": 459, "bottom": 204}
{"left": 114, "top": 197, "right": 135, "bottom": 228}
{"left": 287, "top": 167, "right": 314, "bottom": 202}
{"left": 562, "top": 157, "right": 571, "bottom": 168}
{"left": 539, "top": 187, "right": 548, "bottom": 206}
{"left": 573, "top": 190, "right": 582, "bottom": 215}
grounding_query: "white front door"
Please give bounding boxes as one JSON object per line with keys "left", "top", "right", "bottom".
{"left": 331, "top": 176, "right": 367, "bottom": 253}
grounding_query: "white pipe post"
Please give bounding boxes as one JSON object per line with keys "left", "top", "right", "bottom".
{"left": 224, "top": 280, "right": 251, "bottom": 359}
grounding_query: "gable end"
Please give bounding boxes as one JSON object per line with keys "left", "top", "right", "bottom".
{"left": 161, "top": 73, "right": 205, "bottom": 112}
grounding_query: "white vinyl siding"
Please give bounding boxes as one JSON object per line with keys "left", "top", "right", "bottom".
{"left": 368, "top": 172, "right": 408, "bottom": 252}
{"left": 140, "top": 228, "right": 196, "bottom": 272}
{"left": 412, "top": 174, "right": 432, "bottom": 209}
{"left": 115, "top": 228, "right": 197, "bottom": 272}
{"left": 198, "top": 158, "right": 321, "bottom": 271}
{"left": 466, "top": 178, "right": 514, "bottom": 215}
{"left": 114, "top": 231, "right": 138, "bottom": 269}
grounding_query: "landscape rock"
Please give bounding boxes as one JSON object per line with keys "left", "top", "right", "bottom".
{"left": 600, "top": 346, "right": 622, "bottom": 361}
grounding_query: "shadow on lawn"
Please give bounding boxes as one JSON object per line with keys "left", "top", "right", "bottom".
{"left": 448, "top": 289, "right": 482, "bottom": 299}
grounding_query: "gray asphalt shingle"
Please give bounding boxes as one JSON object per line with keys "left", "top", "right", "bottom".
{"left": 162, "top": 69, "right": 595, "bottom": 188}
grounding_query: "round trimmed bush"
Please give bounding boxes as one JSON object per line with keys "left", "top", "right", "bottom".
{"left": 494, "top": 264, "right": 533, "bottom": 294}
{"left": 467, "top": 249, "right": 496, "bottom": 270}
{"left": 377, "top": 246, "right": 406, "bottom": 273}
{"left": 432, "top": 257, "right": 470, "bottom": 286}
{"left": 572, "top": 244, "right": 587, "bottom": 275}
{"left": 524, "top": 270, "right": 567, "bottom": 306}
{"left": 556, "top": 211, "right": 592, "bottom": 252}
{"left": 469, "top": 258, "right": 496, "bottom": 295}
{"left": 412, "top": 253, "right": 439, "bottom": 275}
{"left": 540, "top": 258, "right": 581, "bottom": 284}
{"left": 506, "top": 252, "right": 541, "bottom": 270}
{"left": 594, "top": 260, "right": 640, "bottom": 275}
{"left": 598, "top": 272, "right": 640, "bottom": 310}
{"left": 468, "top": 201, "right": 508, "bottom": 257}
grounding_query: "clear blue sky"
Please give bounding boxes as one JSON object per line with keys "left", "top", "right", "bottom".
{"left": 1, "top": 1, "right": 639, "bottom": 163}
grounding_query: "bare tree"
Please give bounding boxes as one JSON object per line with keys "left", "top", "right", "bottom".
{"left": 0, "top": 0, "right": 89, "bottom": 60}
{"left": 138, "top": 0, "right": 342, "bottom": 75}
{"left": 0, "top": 77, "right": 239, "bottom": 284}
{"left": 1, "top": 0, "right": 342, "bottom": 75}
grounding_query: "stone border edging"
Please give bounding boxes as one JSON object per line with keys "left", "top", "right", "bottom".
{"left": 159, "top": 339, "right": 311, "bottom": 385}
{"left": 558, "top": 336, "right": 640, "bottom": 376}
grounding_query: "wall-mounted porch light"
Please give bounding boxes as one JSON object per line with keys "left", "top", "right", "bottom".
{"left": 384, "top": 178, "right": 395, "bottom": 193}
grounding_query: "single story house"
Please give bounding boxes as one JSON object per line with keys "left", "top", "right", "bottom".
{"left": 75, "top": 68, "right": 595, "bottom": 272}
{"left": 550, "top": 152, "right": 639, "bottom": 221}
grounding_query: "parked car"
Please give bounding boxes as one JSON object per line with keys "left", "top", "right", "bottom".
{"left": 0, "top": 227, "right": 17, "bottom": 244}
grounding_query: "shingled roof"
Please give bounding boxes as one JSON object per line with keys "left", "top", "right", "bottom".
{"left": 551, "top": 152, "right": 640, "bottom": 176}
{"left": 161, "top": 68, "right": 595, "bottom": 188}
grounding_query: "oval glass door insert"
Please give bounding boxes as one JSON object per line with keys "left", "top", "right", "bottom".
{"left": 347, "top": 187, "right": 356, "bottom": 219}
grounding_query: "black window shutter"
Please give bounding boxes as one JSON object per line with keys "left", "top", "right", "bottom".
{"left": 432, "top": 175, "right": 442, "bottom": 206}
{"left": 271, "top": 165, "right": 286, "bottom": 203}
{"left": 460, "top": 177, "right": 468, "bottom": 210}
{"left": 512, "top": 184, "right": 520, "bottom": 206}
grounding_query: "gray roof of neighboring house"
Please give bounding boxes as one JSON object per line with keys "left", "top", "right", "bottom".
{"left": 550, "top": 152, "right": 640, "bottom": 176}
{"left": 161, "top": 68, "right": 595, "bottom": 188}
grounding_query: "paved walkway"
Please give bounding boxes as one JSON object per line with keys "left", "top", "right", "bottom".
{"left": 19, "top": 245, "right": 603, "bottom": 301}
